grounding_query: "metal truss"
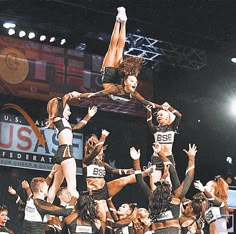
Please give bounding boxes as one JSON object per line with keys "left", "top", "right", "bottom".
{"left": 125, "top": 34, "right": 206, "bottom": 70}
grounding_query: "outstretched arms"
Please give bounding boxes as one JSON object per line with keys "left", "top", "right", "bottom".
{"left": 103, "top": 162, "right": 134, "bottom": 175}
{"left": 131, "top": 91, "right": 162, "bottom": 109}
{"left": 130, "top": 147, "right": 152, "bottom": 199}
{"left": 62, "top": 91, "right": 81, "bottom": 106}
{"left": 174, "top": 144, "right": 197, "bottom": 199}
{"left": 83, "top": 130, "right": 110, "bottom": 166}
{"left": 79, "top": 85, "right": 123, "bottom": 98}
{"left": 73, "top": 106, "right": 97, "bottom": 130}
{"left": 154, "top": 143, "right": 197, "bottom": 199}
{"left": 162, "top": 102, "right": 182, "bottom": 127}
{"left": 146, "top": 105, "right": 156, "bottom": 133}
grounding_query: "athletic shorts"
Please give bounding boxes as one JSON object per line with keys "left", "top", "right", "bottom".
{"left": 53, "top": 144, "right": 73, "bottom": 164}
{"left": 91, "top": 184, "right": 109, "bottom": 200}
{"left": 101, "top": 67, "right": 121, "bottom": 84}
{"left": 151, "top": 154, "right": 176, "bottom": 170}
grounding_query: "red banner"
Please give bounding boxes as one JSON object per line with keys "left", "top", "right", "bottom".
{"left": 0, "top": 36, "right": 153, "bottom": 117}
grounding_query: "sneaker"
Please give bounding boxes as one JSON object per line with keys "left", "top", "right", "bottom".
{"left": 117, "top": 6, "right": 125, "bottom": 12}
{"left": 120, "top": 12, "right": 127, "bottom": 22}
{"left": 116, "top": 7, "right": 122, "bottom": 22}
{"left": 116, "top": 7, "right": 127, "bottom": 22}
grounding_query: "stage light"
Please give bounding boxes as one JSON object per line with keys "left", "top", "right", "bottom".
{"left": 28, "top": 32, "right": 36, "bottom": 39}
{"left": 60, "top": 39, "right": 66, "bottom": 45}
{"left": 49, "top": 37, "right": 56, "bottom": 42}
{"left": 3, "top": 22, "right": 16, "bottom": 29}
{"left": 231, "top": 58, "right": 236, "bottom": 63}
{"left": 226, "top": 157, "right": 232, "bottom": 164}
{"left": 8, "top": 28, "right": 15, "bottom": 35}
{"left": 19, "top": 31, "right": 26, "bottom": 38}
{"left": 40, "top": 35, "right": 46, "bottom": 41}
{"left": 231, "top": 99, "right": 236, "bottom": 115}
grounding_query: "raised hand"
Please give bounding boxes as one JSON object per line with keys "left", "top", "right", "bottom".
{"left": 8, "top": 186, "right": 16, "bottom": 195}
{"left": 162, "top": 102, "right": 170, "bottom": 110}
{"left": 102, "top": 129, "right": 110, "bottom": 137}
{"left": 22, "top": 180, "right": 30, "bottom": 189}
{"left": 152, "top": 143, "right": 161, "bottom": 154}
{"left": 183, "top": 144, "right": 197, "bottom": 157}
{"left": 194, "top": 180, "right": 204, "bottom": 192}
{"left": 130, "top": 147, "right": 140, "bottom": 160}
{"left": 145, "top": 104, "right": 153, "bottom": 111}
{"left": 88, "top": 106, "right": 97, "bottom": 117}
{"left": 69, "top": 91, "right": 81, "bottom": 99}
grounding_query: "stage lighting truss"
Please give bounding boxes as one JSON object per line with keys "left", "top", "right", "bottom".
{"left": 125, "top": 34, "right": 206, "bottom": 70}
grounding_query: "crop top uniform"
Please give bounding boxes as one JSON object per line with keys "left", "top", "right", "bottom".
{"left": 152, "top": 203, "right": 181, "bottom": 223}
{"left": 83, "top": 159, "right": 128, "bottom": 200}
{"left": 204, "top": 198, "right": 227, "bottom": 224}
{"left": 150, "top": 203, "right": 181, "bottom": 234}
{"left": 85, "top": 162, "right": 106, "bottom": 179}
{"left": 147, "top": 109, "right": 182, "bottom": 190}
{"left": 52, "top": 98, "right": 73, "bottom": 164}
{"left": 147, "top": 110, "right": 181, "bottom": 167}
{"left": 180, "top": 215, "right": 199, "bottom": 234}
{"left": 65, "top": 214, "right": 102, "bottom": 234}
{"left": 23, "top": 197, "right": 73, "bottom": 234}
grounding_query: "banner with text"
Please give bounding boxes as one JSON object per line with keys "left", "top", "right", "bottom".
{"left": 0, "top": 112, "right": 83, "bottom": 174}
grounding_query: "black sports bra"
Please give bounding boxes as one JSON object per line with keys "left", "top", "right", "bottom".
{"left": 54, "top": 118, "right": 72, "bottom": 136}
{"left": 53, "top": 98, "right": 71, "bottom": 136}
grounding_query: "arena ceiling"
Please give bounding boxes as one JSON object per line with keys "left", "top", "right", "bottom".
{"left": 0, "top": 0, "right": 235, "bottom": 52}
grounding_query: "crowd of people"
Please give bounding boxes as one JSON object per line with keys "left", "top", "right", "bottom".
{"left": 1, "top": 6, "right": 231, "bottom": 234}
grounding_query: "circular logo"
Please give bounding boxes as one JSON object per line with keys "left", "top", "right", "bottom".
{"left": 0, "top": 47, "right": 29, "bottom": 84}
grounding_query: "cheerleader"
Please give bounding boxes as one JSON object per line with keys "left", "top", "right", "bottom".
{"left": 194, "top": 176, "right": 229, "bottom": 234}
{"left": 46, "top": 92, "right": 97, "bottom": 202}
{"left": 78, "top": 7, "right": 162, "bottom": 109}
{"left": 64, "top": 192, "right": 102, "bottom": 234}
{"left": 146, "top": 102, "right": 182, "bottom": 191}
{"left": 83, "top": 130, "right": 153, "bottom": 232}
{"left": 130, "top": 143, "right": 197, "bottom": 234}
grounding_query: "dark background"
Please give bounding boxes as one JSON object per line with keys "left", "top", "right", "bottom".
{"left": 1, "top": 0, "right": 236, "bottom": 233}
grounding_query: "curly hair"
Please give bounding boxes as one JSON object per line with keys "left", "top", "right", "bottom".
{"left": 213, "top": 176, "right": 228, "bottom": 204}
{"left": 207, "top": 177, "right": 229, "bottom": 218}
{"left": 84, "top": 134, "right": 99, "bottom": 156}
{"left": 127, "top": 203, "right": 143, "bottom": 232}
{"left": 76, "top": 193, "right": 99, "bottom": 225}
{"left": 118, "top": 56, "right": 143, "bottom": 78}
{"left": 149, "top": 180, "right": 172, "bottom": 221}
{"left": 191, "top": 193, "right": 207, "bottom": 217}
